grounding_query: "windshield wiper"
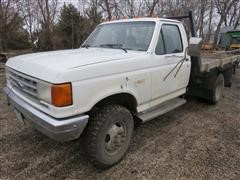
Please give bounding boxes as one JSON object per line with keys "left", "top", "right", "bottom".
{"left": 99, "top": 44, "right": 128, "bottom": 53}
{"left": 82, "top": 44, "right": 90, "bottom": 49}
{"left": 120, "top": 47, "right": 128, "bottom": 53}
{"left": 99, "top": 44, "right": 122, "bottom": 47}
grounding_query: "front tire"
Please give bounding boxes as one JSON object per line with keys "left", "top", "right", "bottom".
{"left": 84, "top": 105, "right": 134, "bottom": 169}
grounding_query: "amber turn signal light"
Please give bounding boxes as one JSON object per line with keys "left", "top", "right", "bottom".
{"left": 51, "top": 83, "right": 72, "bottom": 107}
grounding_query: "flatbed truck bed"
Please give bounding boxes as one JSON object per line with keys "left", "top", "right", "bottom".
{"left": 200, "top": 50, "right": 240, "bottom": 72}
{"left": 188, "top": 49, "right": 239, "bottom": 102}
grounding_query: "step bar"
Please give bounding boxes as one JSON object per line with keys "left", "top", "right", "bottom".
{"left": 137, "top": 98, "right": 186, "bottom": 122}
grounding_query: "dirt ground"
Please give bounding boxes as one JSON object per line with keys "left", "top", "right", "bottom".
{"left": 0, "top": 62, "right": 240, "bottom": 180}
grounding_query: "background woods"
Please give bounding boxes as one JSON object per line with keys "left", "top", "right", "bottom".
{"left": 0, "top": 0, "right": 239, "bottom": 52}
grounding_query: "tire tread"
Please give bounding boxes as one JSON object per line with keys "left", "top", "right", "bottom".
{"left": 84, "top": 104, "right": 133, "bottom": 169}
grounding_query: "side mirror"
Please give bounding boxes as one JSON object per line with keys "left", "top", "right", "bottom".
{"left": 188, "top": 37, "right": 202, "bottom": 56}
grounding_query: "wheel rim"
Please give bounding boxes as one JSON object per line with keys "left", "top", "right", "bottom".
{"left": 104, "top": 121, "right": 127, "bottom": 155}
{"left": 215, "top": 80, "right": 223, "bottom": 101}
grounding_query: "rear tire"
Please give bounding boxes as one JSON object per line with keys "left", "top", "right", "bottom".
{"left": 84, "top": 105, "right": 134, "bottom": 169}
{"left": 209, "top": 74, "right": 224, "bottom": 104}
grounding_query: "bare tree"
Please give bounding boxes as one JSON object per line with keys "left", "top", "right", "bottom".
{"left": 98, "top": 0, "right": 112, "bottom": 20}
{"left": 213, "top": 0, "right": 238, "bottom": 46}
{"left": 206, "top": 0, "right": 214, "bottom": 42}
{"left": 146, "top": 0, "right": 159, "bottom": 17}
{"left": 20, "top": 0, "right": 40, "bottom": 45}
{"left": 0, "top": 0, "right": 24, "bottom": 51}
{"left": 85, "top": 0, "right": 102, "bottom": 24}
{"left": 233, "top": 8, "right": 240, "bottom": 29}
{"left": 227, "top": 1, "right": 240, "bottom": 29}
{"left": 195, "top": 0, "right": 209, "bottom": 38}
{"left": 126, "top": 0, "right": 135, "bottom": 17}
{"left": 36, "top": 0, "right": 58, "bottom": 50}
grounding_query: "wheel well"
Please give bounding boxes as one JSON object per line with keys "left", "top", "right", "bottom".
{"left": 92, "top": 93, "right": 138, "bottom": 113}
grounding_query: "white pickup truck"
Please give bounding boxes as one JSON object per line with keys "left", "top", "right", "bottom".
{"left": 4, "top": 17, "right": 240, "bottom": 169}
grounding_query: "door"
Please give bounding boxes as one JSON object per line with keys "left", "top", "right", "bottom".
{"left": 151, "top": 23, "right": 191, "bottom": 107}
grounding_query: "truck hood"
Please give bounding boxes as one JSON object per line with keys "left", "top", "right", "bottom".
{"left": 6, "top": 48, "right": 142, "bottom": 82}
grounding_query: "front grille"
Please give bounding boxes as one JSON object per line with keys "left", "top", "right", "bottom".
{"left": 7, "top": 68, "right": 38, "bottom": 99}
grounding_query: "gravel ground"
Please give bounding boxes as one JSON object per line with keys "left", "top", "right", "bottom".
{"left": 0, "top": 62, "right": 240, "bottom": 180}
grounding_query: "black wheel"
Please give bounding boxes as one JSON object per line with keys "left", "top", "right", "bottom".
{"left": 84, "top": 105, "right": 134, "bottom": 169}
{"left": 210, "top": 74, "right": 224, "bottom": 104}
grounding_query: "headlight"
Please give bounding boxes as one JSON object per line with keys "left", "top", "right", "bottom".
{"left": 37, "top": 80, "right": 52, "bottom": 104}
{"left": 37, "top": 81, "right": 72, "bottom": 107}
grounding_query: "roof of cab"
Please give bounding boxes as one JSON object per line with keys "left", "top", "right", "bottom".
{"left": 100, "top": 17, "right": 181, "bottom": 25}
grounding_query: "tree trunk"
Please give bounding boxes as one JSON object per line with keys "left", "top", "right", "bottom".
{"left": 206, "top": 2, "right": 213, "bottom": 42}
{"left": 148, "top": 0, "right": 159, "bottom": 17}
{"left": 104, "top": 0, "right": 112, "bottom": 20}
{"left": 213, "top": 17, "right": 224, "bottom": 47}
{"left": 233, "top": 9, "right": 240, "bottom": 29}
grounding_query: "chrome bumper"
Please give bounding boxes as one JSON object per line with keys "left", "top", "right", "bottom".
{"left": 4, "top": 86, "right": 89, "bottom": 142}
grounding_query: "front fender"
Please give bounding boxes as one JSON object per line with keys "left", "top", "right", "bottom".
{"left": 71, "top": 77, "right": 142, "bottom": 115}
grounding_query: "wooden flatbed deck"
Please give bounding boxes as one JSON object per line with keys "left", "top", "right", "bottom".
{"left": 200, "top": 50, "right": 240, "bottom": 72}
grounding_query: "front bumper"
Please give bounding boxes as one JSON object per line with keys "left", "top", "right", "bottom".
{"left": 4, "top": 86, "right": 89, "bottom": 142}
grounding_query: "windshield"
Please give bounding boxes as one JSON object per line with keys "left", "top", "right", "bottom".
{"left": 83, "top": 21, "right": 155, "bottom": 51}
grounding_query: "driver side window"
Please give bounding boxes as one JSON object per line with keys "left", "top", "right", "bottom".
{"left": 155, "top": 24, "right": 183, "bottom": 55}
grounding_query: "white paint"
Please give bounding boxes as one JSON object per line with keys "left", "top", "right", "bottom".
{"left": 6, "top": 18, "right": 191, "bottom": 118}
